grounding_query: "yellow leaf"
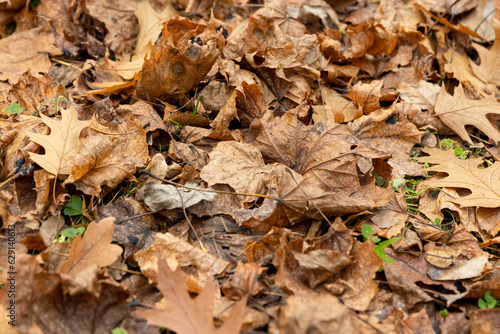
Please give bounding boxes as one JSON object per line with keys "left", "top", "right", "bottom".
{"left": 28, "top": 104, "right": 91, "bottom": 175}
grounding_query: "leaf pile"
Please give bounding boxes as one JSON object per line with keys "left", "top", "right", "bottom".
{"left": 2, "top": 0, "right": 500, "bottom": 333}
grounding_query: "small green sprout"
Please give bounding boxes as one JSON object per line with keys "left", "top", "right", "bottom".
{"left": 6, "top": 103, "right": 23, "bottom": 115}
{"left": 362, "top": 224, "right": 401, "bottom": 264}
{"left": 478, "top": 291, "right": 497, "bottom": 309}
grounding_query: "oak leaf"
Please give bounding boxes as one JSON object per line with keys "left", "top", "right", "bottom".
{"left": 28, "top": 104, "right": 91, "bottom": 176}
{"left": 416, "top": 148, "right": 500, "bottom": 208}
{"left": 60, "top": 218, "right": 123, "bottom": 275}
{"left": 471, "top": 19, "right": 500, "bottom": 87}
{"left": 134, "top": 260, "right": 247, "bottom": 334}
{"left": 434, "top": 84, "right": 500, "bottom": 144}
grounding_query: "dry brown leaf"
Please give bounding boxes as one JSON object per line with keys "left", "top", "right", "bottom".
{"left": 347, "top": 80, "right": 383, "bottom": 115}
{"left": 134, "top": 259, "right": 247, "bottom": 334}
{"left": 64, "top": 110, "right": 148, "bottom": 197}
{"left": 144, "top": 182, "right": 216, "bottom": 210}
{"left": 59, "top": 218, "right": 123, "bottom": 275}
{"left": 134, "top": 232, "right": 230, "bottom": 292}
{"left": 397, "top": 80, "right": 441, "bottom": 111}
{"left": 0, "top": 26, "right": 63, "bottom": 84}
{"left": 416, "top": 148, "right": 500, "bottom": 208}
{"left": 471, "top": 19, "right": 500, "bottom": 87}
{"left": 434, "top": 84, "right": 500, "bottom": 144}
{"left": 4, "top": 255, "right": 129, "bottom": 334}
{"left": 28, "top": 104, "right": 92, "bottom": 176}
{"left": 274, "top": 294, "right": 356, "bottom": 334}
{"left": 200, "top": 141, "right": 275, "bottom": 204}
{"left": 141, "top": 17, "right": 225, "bottom": 103}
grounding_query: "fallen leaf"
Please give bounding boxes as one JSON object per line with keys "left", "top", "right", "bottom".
{"left": 134, "top": 259, "right": 247, "bottom": 334}
{"left": 434, "top": 84, "right": 500, "bottom": 144}
{"left": 28, "top": 104, "right": 91, "bottom": 176}
{"left": 4, "top": 255, "right": 129, "bottom": 334}
{"left": 275, "top": 294, "right": 356, "bottom": 333}
{"left": 201, "top": 141, "right": 274, "bottom": 204}
{"left": 60, "top": 218, "right": 123, "bottom": 275}
{"left": 144, "top": 182, "right": 216, "bottom": 211}
{"left": 0, "top": 26, "right": 63, "bottom": 84}
{"left": 348, "top": 80, "right": 383, "bottom": 115}
{"left": 134, "top": 232, "right": 230, "bottom": 292}
{"left": 416, "top": 148, "right": 500, "bottom": 207}
{"left": 141, "top": 17, "right": 225, "bottom": 103}
{"left": 471, "top": 19, "right": 500, "bottom": 87}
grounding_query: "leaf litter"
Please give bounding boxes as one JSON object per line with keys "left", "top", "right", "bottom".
{"left": 2, "top": 0, "right": 500, "bottom": 333}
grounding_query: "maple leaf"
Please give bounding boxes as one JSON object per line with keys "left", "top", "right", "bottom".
{"left": 28, "top": 104, "right": 91, "bottom": 176}
{"left": 134, "top": 260, "right": 247, "bottom": 334}
{"left": 434, "top": 84, "right": 500, "bottom": 144}
{"left": 60, "top": 218, "right": 123, "bottom": 275}
{"left": 471, "top": 19, "right": 500, "bottom": 87}
{"left": 416, "top": 148, "right": 500, "bottom": 208}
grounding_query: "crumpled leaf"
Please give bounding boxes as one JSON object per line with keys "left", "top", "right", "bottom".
{"left": 141, "top": 17, "right": 225, "bottom": 103}
{"left": 134, "top": 260, "right": 247, "bottom": 334}
{"left": 60, "top": 218, "right": 123, "bottom": 276}
{"left": 201, "top": 141, "right": 274, "bottom": 204}
{"left": 427, "top": 256, "right": 489, "bottom": 280}
{"left": 434, "top": 84, "right": 500, "bottom": 144}
{"left": 0, "top": 26, "right": 63, "bottom": 84}
{"left": 144, "top": 182, "right": 216, "bottom": 211}
{"left": 64, "top": 110, "right": 148, "bottom": 197}
{"left": 416, "top": 148, "right": 500, "bottom": 208}
{"left": 134, "top": 232, "right": 230, "bottom": 292}
{"left": 28, "top": 104, "right": 92, "bottom": 176}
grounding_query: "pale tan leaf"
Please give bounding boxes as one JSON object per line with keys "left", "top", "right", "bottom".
{"left": 28, "top": 104, "right": 91, "bottom": 175}
{"left": 434, "top": 84, "right": 500, "bottom": 144}
{"left": 416, "top": 148, "right": 500, "bottom": 208}
{"left": 471, "top": 19, "right": 500, "bottom": 87}
{"left": 59, "top": 218, "right": 123, "bottom": 275}
{"left": 144, "top": 182, "right": 216, "bottom": 210}
{"left": 134, "top": 260, "right": 247, "bottom": 334}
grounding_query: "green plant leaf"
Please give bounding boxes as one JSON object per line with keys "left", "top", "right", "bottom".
{"left": 485, "top": 291, "right": 497, "bottom": 308}
{"left": 112, "top": 328, "right": 129, "bottom": 334}
{"left": 63, "top": 196, "right": 84, "bottom": 216}
{"left": 6, "top": 103, "right": 23, "bottom": 115}
{"left": 440, "top": 309, "right": 449, "bottom": 317}
{"left": 478, "top": 298, "right": 487, "bottom": 309}
{"left": 362, "top": 224, "right": 373, "bottom": 241}
{"left": 60, "top": 226, "right": 86, "bottom": 240}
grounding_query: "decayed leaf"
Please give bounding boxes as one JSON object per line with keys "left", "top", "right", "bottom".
{"left": 471, "top": 19, "right": 500, "bottom": 87}
{"left": 64, "top": 110, "right": 148, "bottom": 197}
{"left": 59, "top": 218, "right": 123, "bottom": 275}
{"left": 397, "top": 80, "right": 441, "bottom": 111}
{"left": 0, "top": 26, "right": 63, "bottom": 84}
{"left": 134, "top": 260, "right": 247, "bottom": 334}
{"left": 201, "top": 141, "right": 275, "bottom": 204}
{"left": 141, "top": 17, "right": 225, "bottom": 103}
{"left": 134, "top": 232, "right": 230, "bottom": 292}
{"left": 8, "top": 255, "right": 129, "bottom": 334}
{"left": 144, "top": 182, "right": 216, "bottom": 211}
{"left": 434, "top": 84, "right": 500, "bottom": 144}
{"left": 416, "top": 148, "right": 500, "bottom": 207}
{"left": 347, "top": 80, "right": 383, "bottom": 115}
{"left": 28, "top": 104, "right": 92, "bottom": 176}
{"left": 276, "top": 294, "right": 356, "bottom": 334}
